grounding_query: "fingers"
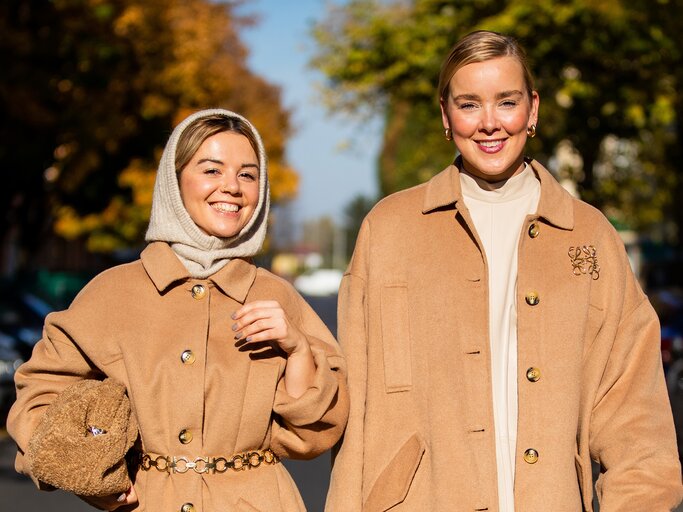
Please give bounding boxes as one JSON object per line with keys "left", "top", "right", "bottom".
{"left": 232, "top": 301, "right": 287, "bottom": 341}
{"left": 232, "top": 300, "right": 281, "bottom": 322}
{"left": 232, "top": 300, "right": 305, "bottom": 355}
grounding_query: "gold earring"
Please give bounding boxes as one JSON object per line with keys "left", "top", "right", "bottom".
{"left": 527, "top": 124, "right": 536, "bottom": 138}
{"left": 444, "top": 128, "right": 453, "bottom": 141}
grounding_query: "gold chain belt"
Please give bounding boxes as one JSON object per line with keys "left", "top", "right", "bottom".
{"left": 137, "top": 448, "right": 279, "bottom": 474}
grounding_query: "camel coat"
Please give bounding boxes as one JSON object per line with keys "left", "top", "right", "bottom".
{"left": 9, "top": 242, "right": 349, "bottom": 512}
{"left": 326, "top": 159, "right": 682, "bottom": 511}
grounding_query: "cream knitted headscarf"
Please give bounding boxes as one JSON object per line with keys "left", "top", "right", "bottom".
{"left": 145, "top": 108, "right": 270, "bottom": 278}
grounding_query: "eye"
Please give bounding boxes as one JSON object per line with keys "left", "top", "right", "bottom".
{"left": 238, "top": 169, "right": 258, "bottom": 181}
{"left": 500, "top": 99, "right": 518, "bottom": 108}
{"left": 203, "top": 167, "right": 221, "bottom": 175}
{"left": 458, "top": 102, "right": 478, "bottom": 110}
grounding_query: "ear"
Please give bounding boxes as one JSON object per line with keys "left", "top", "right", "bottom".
{"left": 529, "top": 90, "right": 540, "bottom": 126}
{"left": 439, "top": 97, "right": 451, "bottom": 131}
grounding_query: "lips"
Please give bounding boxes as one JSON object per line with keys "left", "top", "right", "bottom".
{"left": 476, "top": 139, "right": 506, "bottom": 153}
{"left": 210, "top": 202, "right": 240, "bottom": 213}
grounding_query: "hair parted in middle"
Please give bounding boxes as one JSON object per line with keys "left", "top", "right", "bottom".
{"left": 438, "top": 30, "right": 536, "bottom": 104}
{"left": 175, "top": 114, "right": 261, "bottom": 175}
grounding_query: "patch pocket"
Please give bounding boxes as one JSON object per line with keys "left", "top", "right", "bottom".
{"left": 380, "top": 283, "right": 412, "bottom": 393}
{"left": 364, "top": 433, "right": 426, "bottom": 511}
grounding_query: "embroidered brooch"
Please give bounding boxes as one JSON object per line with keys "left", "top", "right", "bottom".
{"left": 568, "top": 245, "right": 600, "bottom": 280}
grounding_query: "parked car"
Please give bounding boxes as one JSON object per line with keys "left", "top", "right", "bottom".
{"left": 0, "top": 289, "right": 54, "bottom": 424}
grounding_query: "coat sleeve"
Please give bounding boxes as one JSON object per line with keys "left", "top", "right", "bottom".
{"left": 588, "top": 232, "right": 683, "bottom": 510}
{"left": 326, "top": 219, "right": 370, "bottom": 511}
{"left": 270, "top": 287, "right": 349, "bottom": 460}
{"left": 7, "top": 308, "right": 103, "bottom": 488}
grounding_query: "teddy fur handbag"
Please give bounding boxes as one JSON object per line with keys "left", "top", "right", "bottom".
{"left": 26, "top": 378, "right": 139, "bottom": 497}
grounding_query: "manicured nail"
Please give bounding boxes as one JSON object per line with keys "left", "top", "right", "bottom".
{"left": 231, "top": 312, "right": 237, "bottom": 320}
{"left": 231, "top": 323, "right": 238, "bottom": 331}
{"left": 117, "top": 493, "right": 126, "bottom": 502}
{"left": 245, "top": 336, "right": 252, "bottom": 342}
{"left": 234, "top": 332, "right": 243, "bottom": 340}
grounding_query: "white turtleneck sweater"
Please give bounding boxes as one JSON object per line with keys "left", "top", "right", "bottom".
{"left": 459, "top": 165, "right": 541, "bottom": 511}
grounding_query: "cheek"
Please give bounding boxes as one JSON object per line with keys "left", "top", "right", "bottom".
{"left": 501, "top": 110, "right": 531, "bottom": 133}
{"left": 450, "top": 114, "right": 479, "bottom": 139}
{"left": 245, "top": 183, "right": 260, "bottom": 207}
{"left": 179, "top": 176, "right": 211, "bottom": 205}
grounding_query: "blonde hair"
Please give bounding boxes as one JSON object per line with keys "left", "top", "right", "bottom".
{"left": 175, "top": 114, "right": 260, "bottom": 174}
{"left": 438, "top": 30, "right": 535, "bottom": 103}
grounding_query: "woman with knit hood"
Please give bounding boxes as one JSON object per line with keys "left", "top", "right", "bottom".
{"left": 8, "top": 109, "right": 349, "bottom": 511}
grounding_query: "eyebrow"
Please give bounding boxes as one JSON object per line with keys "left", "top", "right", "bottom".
{"left": 451, "top": 90, "right": 524, "bottom": 102}
{"left": 196, "top": 158, "right": 259, "bottom": 169}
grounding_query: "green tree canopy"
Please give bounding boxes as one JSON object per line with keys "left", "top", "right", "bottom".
{"left": 311, "top": 0, "right": 683, "bottom": 247}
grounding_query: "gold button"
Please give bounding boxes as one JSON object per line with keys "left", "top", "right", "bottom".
{"left": 523, "top": 448, "right": 539, "bottom": 464}
{"left": 180, "top": 350, "right": 195, "bottom": 364}
{"left": 525, "top": 291, "right": 540, "bottom": 306}
{"left": 526, "top": 367, "right": 541, "bottom": 382}
{"left": 528, "top": 222, "right": 540, "bottom": 238}
{"left": 191, "top": 284, "right": 206, "bottom": 300}
{"left": 180, "top": 503, "right": 195, "bottom": 512}
{"left": 179, "top": 429, "right": 193, "bottom": 444}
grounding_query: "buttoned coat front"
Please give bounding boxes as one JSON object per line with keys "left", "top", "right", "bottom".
{"left": 9, "top": 242, "right": 349, "bottom": 512}
{"left": 326, "top": 159, "right": 682, "bottom": 511}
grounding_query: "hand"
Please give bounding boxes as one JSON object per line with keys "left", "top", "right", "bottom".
{"left": 231, "top": 300, "right": 308, "bottom": 356}
{"left": 232, "top": 300, "right": 316, "bottom": 397}
{"left": 77, "top": 485, "right": 138, "bottom": 510}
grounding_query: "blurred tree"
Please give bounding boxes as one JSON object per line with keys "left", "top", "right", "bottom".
{"left": 311, "top": 0, "right": 683, "bottom": 248}
{"left": 0, "top": 0, "right": 298, "bottom": 264}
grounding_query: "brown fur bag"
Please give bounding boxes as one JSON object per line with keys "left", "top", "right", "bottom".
{"left": 26, "top": 378, "right": 139, "bottom": 497}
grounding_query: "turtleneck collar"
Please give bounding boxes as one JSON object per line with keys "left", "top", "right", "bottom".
{"left": 459, "top": 163, "right": 539, "bottom": 204}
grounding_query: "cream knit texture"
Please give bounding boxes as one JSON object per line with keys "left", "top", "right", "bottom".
{"left": 145, "top": 108, "right": 270, "bottom": 278}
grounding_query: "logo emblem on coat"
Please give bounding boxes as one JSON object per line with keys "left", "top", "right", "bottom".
{"left": 568, "top": 245, "right": 600, "bottom": 280}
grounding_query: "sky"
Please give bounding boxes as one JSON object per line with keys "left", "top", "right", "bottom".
{"left": 239, "top": 0, "right": 382, "bottom": 226}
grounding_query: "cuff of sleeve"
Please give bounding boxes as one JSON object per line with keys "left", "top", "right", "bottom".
{"left": 273, "top": 346, "right": 340, "bottom": 427}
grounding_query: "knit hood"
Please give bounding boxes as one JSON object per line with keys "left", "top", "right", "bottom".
{"left": 145, "top": 108, "right": 270, "bottom": 278}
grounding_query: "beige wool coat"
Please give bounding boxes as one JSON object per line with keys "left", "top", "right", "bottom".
{"left": 326, "top": 159, "right": 682, "bottom": 512}
{"left": 9, "top": 242, "right": 349, "bottom": 512}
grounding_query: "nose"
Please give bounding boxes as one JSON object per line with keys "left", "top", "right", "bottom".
{"left": 479, "top": 105, "right": 500, "bottom": 134}
{"left": 220, "top": 172, "right": 240, "bottom": 194}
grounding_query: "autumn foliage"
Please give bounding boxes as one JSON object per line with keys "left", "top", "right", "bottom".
{"left": 0, "top": 0, "right": 298, "bottom": 257}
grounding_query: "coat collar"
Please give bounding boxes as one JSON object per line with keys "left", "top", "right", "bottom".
{"left": 422, "top": 157, "right": 574, "bottom": 230}
{"left": 141, "top": 242, "right": 257, "bottom": 303}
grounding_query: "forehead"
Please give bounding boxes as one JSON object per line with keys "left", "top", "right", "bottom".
{"left": 449, "top": 56, "right": 526, "bottom": 93}
{"left": 195, "top": 131, "right": 256, "bottom": 157}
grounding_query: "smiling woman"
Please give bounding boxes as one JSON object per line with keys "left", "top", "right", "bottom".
{"left": 327, "top": 30, "right": 682, "bottom": 512}
{"left": 8, "top": 109, "right": 349, "bottom": 512}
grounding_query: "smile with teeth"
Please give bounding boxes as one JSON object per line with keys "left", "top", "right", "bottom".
{"left": 211, "top": 202, "right": 240, "bottom": 213}
{"left": 478, "top": 139, "right": 505, "bottom": 148}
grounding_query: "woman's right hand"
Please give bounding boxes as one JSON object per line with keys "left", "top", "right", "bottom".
{"left": 77, "top": 485, "right": 138, "bottom": 510}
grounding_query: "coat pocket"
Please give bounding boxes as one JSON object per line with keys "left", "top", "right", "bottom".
{"left": 380, "top": 283, "right": 412, "bottom": 392}
{"left": 363, "top": 433, "right": 425, "bottom": 512}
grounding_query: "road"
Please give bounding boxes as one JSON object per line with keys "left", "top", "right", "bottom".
{"left": 2, "top": 293, "right": 683, "bottom": 511}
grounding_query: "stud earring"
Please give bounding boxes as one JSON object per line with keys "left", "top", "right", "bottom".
{"left": 444, "top": 128, "right": 453, "bottom": 141}
{"left": 527, "top": 124, "right": 537, "bottom": 138}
